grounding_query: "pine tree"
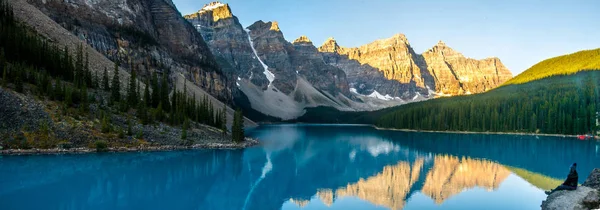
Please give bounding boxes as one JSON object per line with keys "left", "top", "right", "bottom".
{"left": 221, "top": 103, "right": 227, "bottom": 133}
{"left": 151, "top": 72, "right": 159, "bottom": 107}
{"left": 101, "top": 112, "right": 111, "bottom": 133}
{"left": 93, "top": 70, "right": 99, "bottom": 89}
{"left": 15, "top": 69, "right": 23, "bottom": 93}
{"left": 84, "top": 51, "right": 91, "bottom": 87}
{"left": 181, "top": 118, "right": 189, "bottom": 140}
{"left": 1, "top": 64, "right": 6, "bottom": 87}
{"left": 80, "top": 85, "right": 88, "bottom": 113}
{"left": 102, "top": 67, "right": 109, "bottom": 91}
{"left": 161, "top": 72, "right": 170, "bottom": 112}
{"left": 171, "top": 83, "right": 177, "bottom": 116}
{"left": 74, "top": 44, "right": 83, "bottom": 88}
{"left": 110, "top": 62, "right": 120, "bottom": 104}
{"left": 232, "top": 109, "right": 244, "bottom": 143}
{"left": 127, "top": 65, "right": 137, "bottom": 108}
{"left": 144, "top": 79, "right": 151, "bottom": 106}
{"left": 138, "top": 101, "right": 149, "bottom": 125}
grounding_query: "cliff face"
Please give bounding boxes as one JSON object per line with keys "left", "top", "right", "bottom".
{"left": 27, "top": 0, "right": 230, "bottom": 101}
{"left": 319, "top": 36, "right": 513, "bottom": 98}
{"left": 422, "top": 41, "right": 513, "bottom": 95}
{"left": 185, "top": 3, "right": 356, "bottom": 120}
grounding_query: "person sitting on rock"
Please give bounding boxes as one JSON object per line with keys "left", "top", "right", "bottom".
{"left": 545, "top": 163, "right": 578, "bottom": 195}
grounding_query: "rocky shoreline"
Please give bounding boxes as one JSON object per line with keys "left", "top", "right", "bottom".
{"left": 0, "top": 138, "right": 260, "bottom": 156}
{"left": 542, "top": 169, "right": 600, "bottom": 210}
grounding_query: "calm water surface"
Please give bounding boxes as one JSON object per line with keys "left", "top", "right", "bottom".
{"left": 1, "top": 124, "right": 600, "bottom": 210}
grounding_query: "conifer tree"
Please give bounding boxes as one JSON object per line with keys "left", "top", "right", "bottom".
{"left": 1, "top": 64, "right": 6, "bottom": 87}
{"left": 220, "top": 103, "right": 227, "bottom": 133}
{"left": 110, "top": 62, "right": 120, "bottom": 103}
{"left": 84, "top": 51, "right": 91, "bottom": 87}
{"left": 231, "top": 109, "right": 245, "bottom": 143}
{"left": 181, "top": 118, "right": 189, "bottom": 140}
{"left": 127, "top": 65, "right": 138, "bottom": 108}
{"left": 151, "top": 72, "right": 159, "bottom": 107}
{"left": 101, "top": 112, "right": 111, "bottom": 133}
{"left": 80, "top": 85, "right": 88, "bottom": 113}
{"left": 74, "top": 44, "right": 83, "bottom": 87}
{"left": 161, "top": 73, "right": 170, "bottom": 112}
{"left": 144, "top": 79, "right": 151, "bottom": 107}
{"left": 102, "top": 67, "right": 109, "bottom": 91}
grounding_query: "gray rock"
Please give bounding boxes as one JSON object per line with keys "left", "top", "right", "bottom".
{"left": 541, "top": 186, "right": 594, "bottom": 210}
{"left": 582, "top": 190, "right": 600, "bottom": 209}
{"left": 583, "top": 168, "right": 600, "bottom": 190}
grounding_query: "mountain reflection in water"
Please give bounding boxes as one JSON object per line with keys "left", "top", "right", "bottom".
{"left": 1, "top": 124, "right": 599, "bottom": 210}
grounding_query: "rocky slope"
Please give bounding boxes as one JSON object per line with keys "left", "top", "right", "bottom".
{"left": 23, "top": 0, "right": 257, "bottom": 126}
{"left": 26, "top": 0, "right": 230, "bottom": 101}
{"left": 319, "top": 37, "right": 513, "bottom": 98}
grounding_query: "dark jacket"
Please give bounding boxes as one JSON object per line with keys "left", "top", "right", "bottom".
{"left": 562, "top": 168, "right": 578, "bottom": 188}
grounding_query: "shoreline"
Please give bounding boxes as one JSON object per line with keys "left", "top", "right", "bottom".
{"left": 373, "top": 126, "right": 580, "bottom": 138}
{"left": 0, "top": 138, "right": 260, "bottom": 156}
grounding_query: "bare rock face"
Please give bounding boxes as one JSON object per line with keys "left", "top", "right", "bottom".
{"left": 319, "top": 36, "right": 513, "bottom": 99}
{"left": 26, "top": 0, "right": 231, "bottom": 101}
{"left": 583, "top": 168, "right": 600, "bottom": 190}
{"left": 290, "top": 36, "right": 351, "bottom": 97}
{"left": 184, "top": 2, "right": 355, "bottom": 119}
{"left": 320, "top": 37, "right": 420, "bottom": 99}
{"left": 185, "top": 2, "right": 270, "bottom": 90}
{"left": 319, "top": 34, "right": 432, "bottom": 100}
{"left": 422, "top": 41, "right": 513, "bottom": 95}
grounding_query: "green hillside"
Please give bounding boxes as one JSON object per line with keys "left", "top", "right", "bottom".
{"left": 376, "top": 71, "right": 599, "bottom": 135}
{"left": 503, "top": 48, "right": 600, "bottom": 85}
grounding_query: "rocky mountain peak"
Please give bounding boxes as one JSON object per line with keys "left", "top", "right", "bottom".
{"left": 436, "top": 40, "right": 446, "bottom": 46}
{"left": 184, "top": 1, "right": 232, "bottom": 22}
{"left": 426, "top": 40, "right": 462, "bottom": 57}
{"left": 318, "top": 37, "right": 342, "bottom": 53}
{"left": 292, "top": 35, "right": 312, "bottom": 45}
{"left": 392, "top": 33, "right": 408, "bottom": 42}
{"left": 270, "top": 21, "right": 281, "bottom": 32}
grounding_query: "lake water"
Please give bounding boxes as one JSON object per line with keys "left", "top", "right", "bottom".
{"left": 1, "top": 124, "right": 600, "bottom": 210}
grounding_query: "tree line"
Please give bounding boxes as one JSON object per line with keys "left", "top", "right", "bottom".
{"left": 377, "top": 71, "right": 600, "bottom": 135}
{"left": 0, "top": 0, "right": 245, "bottom": 142}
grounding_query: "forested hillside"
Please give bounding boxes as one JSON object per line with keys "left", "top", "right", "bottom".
{"left": 503, "top": 49, "right": 600, "bottom": 85}
{"left": 377, "top": 70, "right": 600, "bottom": 135}
{"left": 0, "top": 0, "right": 250, "bottom": 151}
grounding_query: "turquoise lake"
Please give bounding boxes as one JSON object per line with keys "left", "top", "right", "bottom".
{"left": 1, "top": 124, "right": 600, "bottom": 210}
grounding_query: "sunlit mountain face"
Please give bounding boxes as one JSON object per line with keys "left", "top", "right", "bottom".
{"left": 1, "top": 125, "right": 598, "bottom": 210}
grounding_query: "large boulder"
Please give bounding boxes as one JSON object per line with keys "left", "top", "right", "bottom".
{"left": 542, "top": 169, "right": 600, "bottom": 210}
{"left": 582, "top": 190, "right": 600, "bottom": 209}
{"left": 583, "top": 168, "right": 600, "bottom": 190}
{"left": 541, "top": 186, "right": 594, "bottom": 210}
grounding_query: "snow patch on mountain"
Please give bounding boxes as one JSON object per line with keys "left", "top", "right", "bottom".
{"left": 200, "top": 2, "right": 226, "bottom": 12}
{"left": 245, "top": 28, "right": 275, "bottom": 86}
{"left": 368, "top": 90, "right": 396, "bottom": 101}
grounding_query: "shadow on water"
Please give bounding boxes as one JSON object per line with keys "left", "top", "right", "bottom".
{"left": 0, "top": 125, "right": 599, "bottom": 210}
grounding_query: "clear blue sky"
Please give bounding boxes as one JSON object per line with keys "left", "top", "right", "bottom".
{"left": 173, "top": 0, "right": 600, "bottom": 75}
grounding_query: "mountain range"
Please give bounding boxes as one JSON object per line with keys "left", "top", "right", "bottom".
{"left": 184, "top": 2, "right": 513, "bottom": 120}
{"left": 7, "top": 0, "right": 598, "bottom": 136}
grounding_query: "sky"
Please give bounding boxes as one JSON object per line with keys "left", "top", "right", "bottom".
{"left": 172, "top": 0, "right": 600, "bottom": 75}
